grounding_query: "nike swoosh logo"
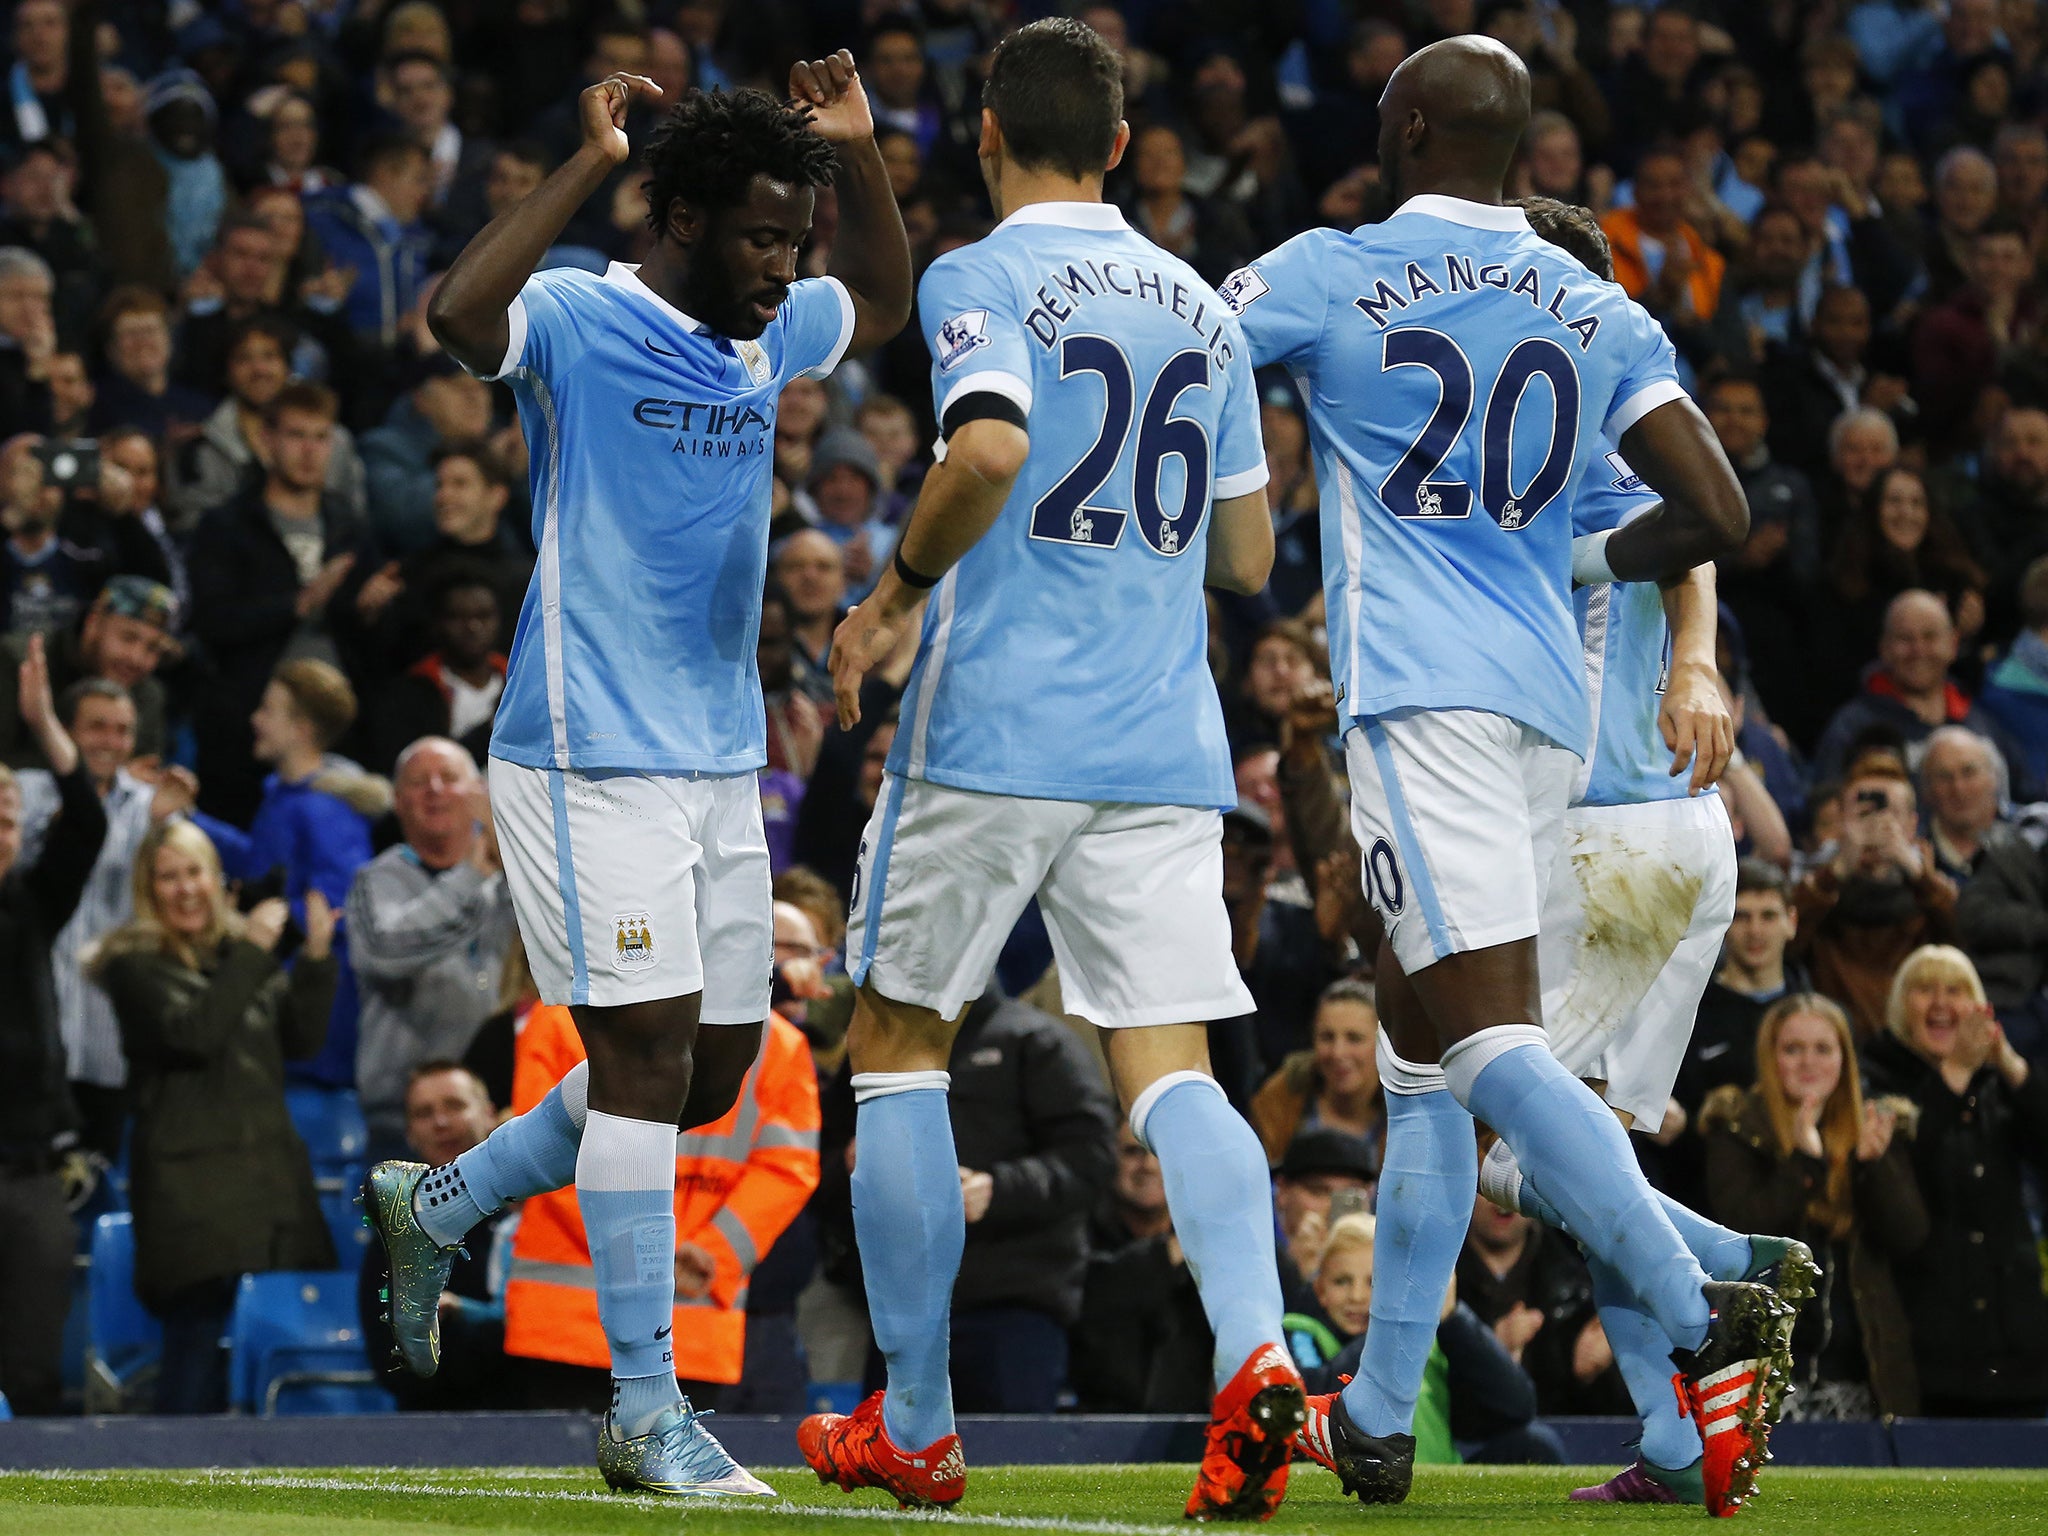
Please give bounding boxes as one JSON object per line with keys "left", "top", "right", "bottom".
{"left": 654, "top": 1324, "right": 672, "bottom": 1340}
{"left": 645, "top": 337, "right": 686, "bottom": 358}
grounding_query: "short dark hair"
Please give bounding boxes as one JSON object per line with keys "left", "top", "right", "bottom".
{"left": 982, "top": 18, "right": 1124, "bottom": 180}
{"left": 429, "top": 563, "right": 499, "bottom": 613}
{"left": 405, "top": 1058, "right": 490, "bottom": 1101}
{"left": 266, "top": 379, "right": 338, "bottom": 425}
{"left": 1733, "top": 855, "right": 1789, "bottom": 900}
{"left": 761, "top": 578, "right": 793, "bottom": 619}
{"left": 358, "top": 131, "right": 428, "bottom": 178}
{"left": 432, "top": 436, "right": 512, "bottom": 490}
{"left": 1977, "top": 216, "right": 2030, "bottom": 245}
{"left": 1704, "top": 370, "right": 1764, "bottom": 404}
{"left": 498, "top": 138, "right": 549, "bottom": 173}
{"left": 58, "top": 676, "right": 131, "bottom": 729}
{"left": 641, "top": 88, "right": 836, "bottom": 233}
{"left": 1513, "top": 196, "right": 1612, "bottom": 280}
{"left": 227, "top": 311, "right": 298, "bottom": 363}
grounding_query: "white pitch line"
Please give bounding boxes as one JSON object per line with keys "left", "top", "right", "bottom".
{"left": 109, "top": 1470, "right": 1191, "bottom": 1536}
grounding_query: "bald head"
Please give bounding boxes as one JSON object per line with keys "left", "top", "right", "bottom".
{"left": 1379, "top": 35, "right": 1531, "bottom": 205}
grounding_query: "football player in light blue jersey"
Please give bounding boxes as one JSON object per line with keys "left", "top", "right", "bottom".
{"left": 1472, "top": 197, "right": 1818, "bottom": 1511}
{"left": 807, "top": 20, "right": 1303, "bottom": 1521}
{"left": 360, "top": 59, "right": 910, "bottom": 1497}
{"left": 1226, "top": 36, "right": 1780, "bottom": 1517}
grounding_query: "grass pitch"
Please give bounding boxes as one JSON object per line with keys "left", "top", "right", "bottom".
{"left": 5, "top": 1464, "right": 2044, "bottom": 1536}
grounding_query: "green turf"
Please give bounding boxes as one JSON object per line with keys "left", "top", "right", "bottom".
{"left": 5, "top": 1465, "right": 2045, "bottom": 1536}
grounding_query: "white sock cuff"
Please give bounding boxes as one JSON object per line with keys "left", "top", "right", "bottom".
{"left": 558, "top": 1060, "right": 589, "bottom": 1129}
{"left": 577, "top": 1109, "right": 680, "bottom": 1191}
{"left": 851, "top": 1069, "right": 951, "bottom": 1104}
{"left": 1376, "top": 1026, "right": 1448, "bottom": 1097}
{"left": 1440, "top": 1023, "right": 1550, "bottom": 1106}
{"left": 1128, "top": 1069, "right": 1222, "bottom": 1150}
{"left": 1478, "top": 1138, "right": 1525, "bottom": 1214}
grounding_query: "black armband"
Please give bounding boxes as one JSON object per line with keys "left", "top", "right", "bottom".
{"left": 893, "top": 549, "right": 941, "bottom": 589}
{"left": 940, "top": 388, "right": 1028, "bottom": 439}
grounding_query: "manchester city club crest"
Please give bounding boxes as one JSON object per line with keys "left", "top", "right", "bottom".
{"left": 612, "top": 912, "right": 656, "bottom": 972}
{"left": 736, "top": 338, "right": 772, "bottom": 385}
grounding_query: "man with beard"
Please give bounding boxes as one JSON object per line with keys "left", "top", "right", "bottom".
{"left": 362, "top": 56, "right": 908, "bottom": 1497}
{"left": 1791, "top": 751, "right": 1957, "bottom": 1040}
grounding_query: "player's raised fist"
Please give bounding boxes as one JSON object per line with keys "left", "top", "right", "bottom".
{"left": 580, "top": 73, "right": 662, "bottom": 165}
{"left": 790, "top": 50, "right": 872, "bottom": 143}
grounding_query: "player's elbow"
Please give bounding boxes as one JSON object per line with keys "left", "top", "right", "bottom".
{"left": 947, "top": 419, "right": 1030, "bottom": 485}
{"left": 1703, "top": 473, "right": 1751, "bottom": 555}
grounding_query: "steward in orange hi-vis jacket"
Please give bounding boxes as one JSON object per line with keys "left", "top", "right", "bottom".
{"left": 504, "top": 1005, "right": 821, "bottom": 1386}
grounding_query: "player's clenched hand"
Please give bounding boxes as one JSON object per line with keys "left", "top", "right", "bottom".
{"left": 581, "top": 73, "right": 662, "bottom": 166}
{"left": 790, "top": 50, "right": 873, "bottom": 143}
{"left": 1659, "top": 657, "right": 1732, "bottom": 796}
{"left": 829, "top": 589, "right": 915, "bottom": 729}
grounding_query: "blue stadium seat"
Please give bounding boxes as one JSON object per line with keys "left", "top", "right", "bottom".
{"left": 85, "top": 1213, "right": 161, "bottom": 1413}
{"left": 320, "top": 1178, "right": 373, "bottom": 1269}
{"left": 285, "top": 1085, "right": 368, "bottom": 1179}
{"left": 228, "top": 1271, "right": 393, "bottom": 1416}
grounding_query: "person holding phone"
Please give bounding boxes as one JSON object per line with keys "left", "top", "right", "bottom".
{"left": 1789, "top": 750, "right": 1959, "bottom": 1038}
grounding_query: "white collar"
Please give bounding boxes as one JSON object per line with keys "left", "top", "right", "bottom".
{"left": 350, "top": 184, "right": 398, "bottom": 225}
{"left": 1386, "top": 194, "right": 1530, "bottom": 232}
{"left": 603, "top": 261, "right": 712, "bottom": 335}
{"left": 996, "top": 201, "right": 1129, "bottom": 232}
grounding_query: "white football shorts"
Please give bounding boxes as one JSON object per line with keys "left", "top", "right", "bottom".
{"left": 1344, "top": 708, "right": 1578, "bottom": 975}
{"left": 488, "top": 758, "right": 772, "bottom": 1019}
{"left": 846, "top": 774, "right": 1255, "bottom": 1028}
{"left": 1539, "top": 792, "right": 1738, "bottom": 1127}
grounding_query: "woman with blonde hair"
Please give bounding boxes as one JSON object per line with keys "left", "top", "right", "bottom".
{"left": 1701, "top": 993, "right": 1924, "bottom": 1419}
{"left": 1863, "top": 946, "right": 2048, "bottom": 1416}
{"left": 89, "top": 818, "right": 339, "bottom": 1413}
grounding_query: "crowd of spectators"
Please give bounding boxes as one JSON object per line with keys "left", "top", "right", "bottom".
{"left": 3, "top": 0, "right": 2048, "bottom": 1428}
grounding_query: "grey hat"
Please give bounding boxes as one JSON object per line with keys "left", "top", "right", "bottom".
{"left": 807, "top": 426, "right": 880, "bottom": 491}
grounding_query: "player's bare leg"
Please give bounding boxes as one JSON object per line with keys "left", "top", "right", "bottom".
{"left": 799, "top": 987, "right": 967, "bottom": 1509}
{"left": 1105, "top": 1025, "right": 1303, "bottom": 1521}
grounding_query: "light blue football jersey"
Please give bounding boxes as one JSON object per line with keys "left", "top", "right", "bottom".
{"left": 1569, "top": 443, "right": 1702, "bottom": 808}
{"left": 479, "top": 262, "right": 854, "bottom": 773}
{"left": 1224, "top": 195, "right": 1686, "bottom": 759}
{"left": 888, "top": 202, "right": 1268, "bottom": 808}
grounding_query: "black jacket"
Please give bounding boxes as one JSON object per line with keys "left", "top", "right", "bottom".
{"left": 1071, "top": 1229, "right": 1212, "bottom": 1412}
{"left": 815, "top": 991, "right": 1117, "bottom": 1327}
{"left": 186, "top": 485, "right": 375, "bottom": 819}
{"left": 100, "top": 940, "right": 338, "bottom": 1307}
{"left": 1455, "top": 1224, "right": 1631, "bottom": 1417}
{"left": 1861, "top": 1028, "right": 2048, "bottom": 1409}
{"left": 947, "top": 993, "right": 1118, "bottom": 1323}
{"left": 0, "top": 761, "right": 105, "bottom": 1164}
{"left": 1955, "top": 824, "right": 2048, "bottom": 1014}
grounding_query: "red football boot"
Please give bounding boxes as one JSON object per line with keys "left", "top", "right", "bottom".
{"left": 797, "top": 1390, "right": 965, "bottom": 1510}
{"left": 1184, "top": 1343, "right": 1307, "bottom": 1522}
{"left": 1671, "top": 1281, "right": 1795, "bottom": 1518}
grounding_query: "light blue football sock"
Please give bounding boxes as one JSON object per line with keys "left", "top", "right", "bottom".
{"left": 1590, "top": 1253, "right": 1701, "bottom": 1474}
{"left": 1340, "top": 1081, "right": 1474, "bottom": 1438}
{"left": 579, "top": 1109, "right": 683, "bottom": 1438}
{"left": 1132, "top": 1072, "right": 1287, "bottom": 1387}
{"left": 1445, "top": 1030, "right": 1710, "bottom": 1352}
{"left": 1498, "top": 1136, "right": 1752, "bottom": 1284}
{"left": 851, "top": 1071, "right": 962, "bottom": 1450}
{"left": 417, "top": 1063, "right": 588, "bottom": 1248}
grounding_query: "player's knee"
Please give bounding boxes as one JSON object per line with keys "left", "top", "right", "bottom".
{"left": 575, "top": 997, "right": 697, "bottom": 1116}
{"left": 679, "top": 1022, "right": 764, "bottom": 1129}
{"left": 846, "top": 986, "right": 955, "bottom": 1073}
